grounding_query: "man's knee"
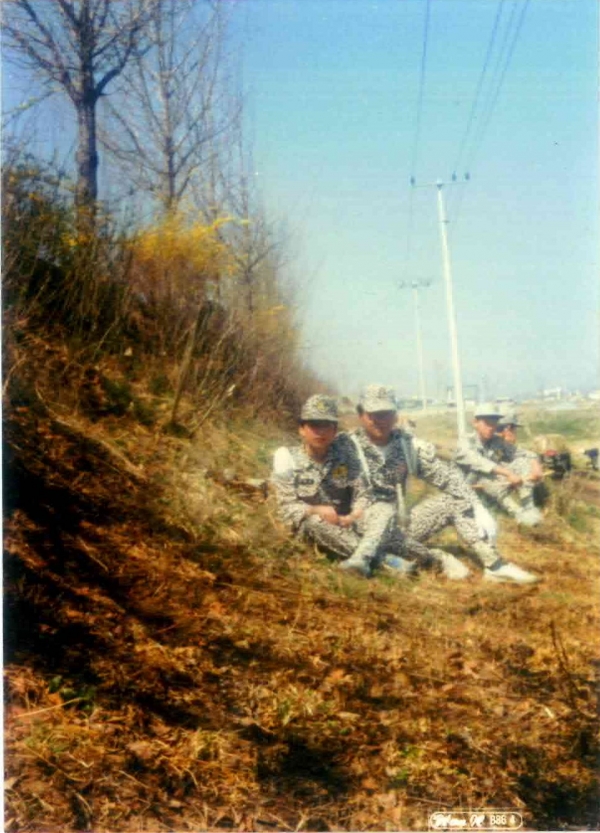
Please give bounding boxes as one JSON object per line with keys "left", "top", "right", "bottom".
{"left": 409, "top": 496, "right": 450, "bottom": 538}
{"left": 357, "top": 501, "right": 396, "bottom": 535}
{"left": 364, "top": 501, "right": 396, "bottom": 522}
{"left": 299, "top": 515, "right": 357, "bottom": 556}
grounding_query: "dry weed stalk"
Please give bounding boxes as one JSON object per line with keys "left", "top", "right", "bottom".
{"left": 3, "top": 194, "right": 600, "bottom": 829}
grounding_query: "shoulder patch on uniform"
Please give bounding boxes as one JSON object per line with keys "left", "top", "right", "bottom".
{"left": 331, "top": 463, "right": 349, "bottom": 480}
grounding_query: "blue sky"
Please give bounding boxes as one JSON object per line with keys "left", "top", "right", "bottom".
{"left": 3, "top": 0, "right": 598, "bottom": 402}
{"left": 232, "top": 0, "right": 599, "bottom": 401}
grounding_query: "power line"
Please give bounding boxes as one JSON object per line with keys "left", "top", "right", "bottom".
{"left": 409, "top": 0, "right": 432, "bottom": 179}
{"left": 450, "top": 0, "right": 530, "bottom": 226}
{"left": 450, "top": 0, "right": 507, "bottom": 181}
{"left": 446, "top": 0, "right": 506, "bottom": 219}
{"left": 468, "top": 0, "right": 530, "bottom": 171}
{"left": 399, "top": 280, "right": 432, "bottom": 410}
{"left": 404, "top": 0, "right": 431, "bottom": 269}
{"left": 448, "top": 0, "right": 520, "bottom": 223}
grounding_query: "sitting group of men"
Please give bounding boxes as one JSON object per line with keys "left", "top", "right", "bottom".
{"left": 270, "top": 385, "right": 544, "bottom": 585}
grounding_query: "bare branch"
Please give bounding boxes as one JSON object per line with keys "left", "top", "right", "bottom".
{"left": 2, "top": 89, "right": 58, "bottom": 127}
{"left": 103, "top": 0, "right": 240, "bottom": 211}
{"left": 3, "top": 0, "right": 156, "bottom": 215}
{"left": 55, "top": 0, "right": 78, "bottom": 28}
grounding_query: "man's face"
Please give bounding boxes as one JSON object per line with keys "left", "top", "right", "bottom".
{"left": 359, "top": 409, "right": 397, "bottom": 445}
{"left": 498, "top": 424, "right": 518, "bottom": 445}
{"left": 299, "top": 420, "right": 337, "bottom": 457}
{"left": 473, "top": 417, "right": 500, "bottom": 442}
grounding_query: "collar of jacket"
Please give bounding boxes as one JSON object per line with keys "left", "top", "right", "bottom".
{"left": 354, "top": 426, "right": 404, "bottom": 445}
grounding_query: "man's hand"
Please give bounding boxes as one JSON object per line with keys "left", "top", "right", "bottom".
{"left": 308, "top": 505, "right": 340, "bottom": 525}
{"left": 505, "top": 470, "right": 523, "bottom": 487}
{"left": 527, "top": 459, "right": 544, "bottom": 482}
{"left": 338, "top": 508, "right": 363, "bottom": 528}
{"left": 495, "top": 465, "right": 523, "bottom": 487}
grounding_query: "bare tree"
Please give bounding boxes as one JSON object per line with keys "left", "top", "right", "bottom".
{"left": 3, "top": 0, "right": 156, "bottom": 217}
{"left": 103, "top": 0, "right": 239, "bottom": 213}
{"left": 208, "top": 128, "right": 285, "bottom": 316}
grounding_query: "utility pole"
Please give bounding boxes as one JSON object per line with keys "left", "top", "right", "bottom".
{"left": 436, "top": 180, "right": 466, "bottom": 439}
{"left": 399, "top": 280, "right": 431, "bottom": 411}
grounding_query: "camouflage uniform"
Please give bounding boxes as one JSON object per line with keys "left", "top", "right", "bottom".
{"left": 506, "top": 450, "right": 542, "bottom": 511}
{"left": 271, "top": 432, "right": 397, "bottom": 566}
{"left": 454, "top": 433, "right": 530, "bottom": 518}
{"left": 496, "top": 411, "right": 543, "bottom": 512}
{"left": 349, "top": 427, "right": 500, "bottom": 568}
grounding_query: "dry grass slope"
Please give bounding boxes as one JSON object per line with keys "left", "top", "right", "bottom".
{"left": 4, "top": 337, "right": 600, "bottom": 832}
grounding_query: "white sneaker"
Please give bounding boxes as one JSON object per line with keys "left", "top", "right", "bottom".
{"left": 484, "top": 561, "right": 540, "bottom": 585}
{"left": 382, "top": 554, "right": 418, "bottom": 576}
{"left": 516, "top": 507, "right": 543, "bottom": 527}
{"left": 431, "top": 550, "right": 471, "bottom": 580}
{"left": 339, "top": 555, "right": 371, "bottom": 578}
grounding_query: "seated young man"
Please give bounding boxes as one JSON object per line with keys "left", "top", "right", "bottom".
{"left": 270, "top": 394, "right": 407, "bottom": 578}
{"left": 454, "top": 404, "right": 541, "bottom": 528}
{"left": 349, "top": 386, "right": 539, "bottom": 585}
{"left": 495, "top": 410, "right": 545, "bottom": 523}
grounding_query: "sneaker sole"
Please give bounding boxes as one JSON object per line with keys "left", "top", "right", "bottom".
{"left": 443, "top": 569, "right": 471, "bottom": 580}
{"left": 339, "top": 563, "right": 370, "bottom": 578}
{"left": 483, "top": 574, "right": 540, "bottom": 585}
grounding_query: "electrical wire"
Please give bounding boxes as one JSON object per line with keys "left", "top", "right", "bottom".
{"left": 404, "top": 0, "right": 431, "bottom": 274}
{"left": 467, "top": 0, "right": 531, "bottom": 172}
{"left": 450, "top": 0, "right": 506, "bottom": 182}
{"left": 409, "top": 0, "right": 432, "bottom": 180}
{"left": 448, "top": 0, "right": 520, "bottom": 223}
{"left": 450, "top": 0, "right": 531, "bottom": 227}
{"left": 446, "top": 0, "right": 506, "bottom": 219}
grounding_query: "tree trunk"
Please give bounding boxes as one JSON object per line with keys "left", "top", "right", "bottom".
{"left": 76, "top": 94, "right": 99, "bottom": 218}
{"left": 76, "top": 1, "right": 98, "bottom": 224}
{"left": 165, "top": 134, "right": 176, "bottom": 211}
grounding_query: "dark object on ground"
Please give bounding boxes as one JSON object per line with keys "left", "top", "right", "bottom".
{"left": 584, "top": 448, "right": 599, "bottom": 471}
{"left": 541, "top": 450, "right": 572, "bottom": 480}
{"left": 533, "top": 480, "right": 551, "bottom": 507}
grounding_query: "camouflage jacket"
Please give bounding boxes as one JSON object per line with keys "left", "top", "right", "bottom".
{"left": 270, "top": 434, "right": 367, "bottom": 530}
{"left": 454, "top": 433, "right": 521, "bottom": 483}
{"left": 348, "top": 427, "right": 476, "bottom": 505}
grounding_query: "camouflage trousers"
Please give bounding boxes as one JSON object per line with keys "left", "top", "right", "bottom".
{"left": 407, "top": 494, "right": 499, "bottom": 568}
{"left": 298, "top": 502, "right": 437, "bottom": 568}
{"left": 298, "top": 502, "right": 397, "bottom": 564}
{"left": 474, "top": 455, "right": 537, "bottom": 517}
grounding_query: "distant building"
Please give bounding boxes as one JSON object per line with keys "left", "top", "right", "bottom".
{"left": 496, "top": 397, "right": 516, "bottom": 409}
{"left": 446, "top": 384, "right": 480, "bottom": 407}
{"left": 397, "top": 398, "right": 421, "bottom": 410}
{"left": 543, "top": 387, "right": 563, "bottom": 401}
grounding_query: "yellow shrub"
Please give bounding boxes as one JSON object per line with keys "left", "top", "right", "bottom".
{"left": 130, "top": 212, "right": 234, "bottom": 305}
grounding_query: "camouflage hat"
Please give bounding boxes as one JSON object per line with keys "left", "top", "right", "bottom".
{"left": 300, "top": 394, "right": 339, "bottom": 422}
{"left": 473, "top": 402, "right": 503, "bottom": 420}
{"left": 360, "top": 384, "right": 398, "bottom": 413}
{"left": 497, "top": 410, "right": 523, "bottom": 428}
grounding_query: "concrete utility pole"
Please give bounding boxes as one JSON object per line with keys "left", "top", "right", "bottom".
{"left": 436, "top": 180, "right": 467, "bottom": 439}
{"left": 399, "top": 280, "right": 431, "bottom": 411}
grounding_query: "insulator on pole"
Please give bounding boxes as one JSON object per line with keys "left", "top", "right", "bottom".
{"left": 410, "top": 176, "right": 416, "bottom": 186}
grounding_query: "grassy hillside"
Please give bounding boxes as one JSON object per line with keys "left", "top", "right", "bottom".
{"left": 4, "top": 333, "right": 600, "bottom": 832}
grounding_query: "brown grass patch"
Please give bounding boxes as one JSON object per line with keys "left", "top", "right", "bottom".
{"left": 4, "top": 342, "right": 600, "bottom": 832}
